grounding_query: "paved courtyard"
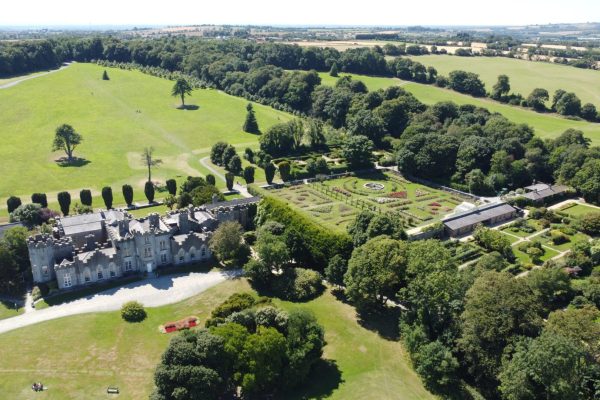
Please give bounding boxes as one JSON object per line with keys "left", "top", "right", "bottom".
{"left": 0, "top": 270, "right": 240, "bottom": 335}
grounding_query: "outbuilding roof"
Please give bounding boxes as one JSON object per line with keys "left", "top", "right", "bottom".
{"left": 443, "top": 202, "right": 517, "bottom": 231}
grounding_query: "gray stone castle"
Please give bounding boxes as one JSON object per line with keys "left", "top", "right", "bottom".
{"left": 27, "top": 197, "right": 259, "bottom": 290}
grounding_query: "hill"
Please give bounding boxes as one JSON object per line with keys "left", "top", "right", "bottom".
{"left": 318, "top": 72, "right": 600, "bottom": 146}
{"left": 406, "top": 55, "right": 600, "bottom": 106}
{"left": 0, "top": 63, "right": 290, "bottom": 210}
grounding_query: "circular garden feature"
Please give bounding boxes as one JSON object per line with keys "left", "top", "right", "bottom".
{"left": 364, "top": 182, "right": 385, "bottom": 191}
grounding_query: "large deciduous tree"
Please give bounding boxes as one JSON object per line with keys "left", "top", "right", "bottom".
{"left": 52, "top": 124, "right": 82, "bottom": 163}
{"left": 209, "top": 221, "right": 244, "bottom": 262}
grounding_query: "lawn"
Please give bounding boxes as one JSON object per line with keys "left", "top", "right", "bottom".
{"left": 0, "top": 301, "right": 23, "bottom": 321}
{"left": 0, "top": 63, "right": 291, "bottom": 214}
{"left": 261, "top": 171, "right": 471, "bottom": 233}
{"left": 512, "top": 243, "right": 561, "bottom": 265}
{"left": 318, "top": 72, "right": 600, "bottom": 146}
{"left": 558, "top": 203, "right": 600, "bottom": 217}
{"left": 406, "top": 55, "right": 600, "bottom": 106}
{"left": 0, "top": 278, "right": 434, "bottom": 400}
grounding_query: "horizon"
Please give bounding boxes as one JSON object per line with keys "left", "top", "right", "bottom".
{"left": 1, "top": 0, "right": 599, "bottom": 27}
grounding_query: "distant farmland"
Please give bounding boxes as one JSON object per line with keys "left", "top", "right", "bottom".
{"left": 406, "top": 54, "right": 600, "bottom": 106}
{"left": 318, "top": 72, "right": 600, "bottom": 146}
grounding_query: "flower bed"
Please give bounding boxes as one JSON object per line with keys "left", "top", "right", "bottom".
{"left": 160, "top": 316, "right": 199, "bottom": 333}
{"left": 388, "top": 191, "right": 408, "bottom": 199}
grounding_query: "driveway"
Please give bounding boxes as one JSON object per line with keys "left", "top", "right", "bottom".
{"left": 0, "top": 270, "right": 240, "bottom": 335}
{"left": 0, "top": 63, "right": 71, "bottom": 90}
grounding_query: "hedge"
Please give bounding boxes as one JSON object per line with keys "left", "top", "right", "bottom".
{"left": 256, "top": 196, "right": 353, "bottom": 269}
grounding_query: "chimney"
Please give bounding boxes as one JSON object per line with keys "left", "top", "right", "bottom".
{"left": 178, "top": 211, "right": 189, "bottom": 233}
{"left": 188, "top": 205, "right": 195, "bottom": 221}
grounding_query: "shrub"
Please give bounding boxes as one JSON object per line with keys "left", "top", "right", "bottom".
{"left": 102, "top": 186, "right": 113, "bottom": 209}
{"left": 121, "top": 301, "right": 147, "bottom": 322}
{"left": 210, "top": 292, "right": 256, "bottom": 319}
{"left": 166, "top": 179, "right": 177, "bottom": 196}
{"left": 243, "top": 231, "right": 257, "bottom": 245}
{"left": 551, "top": 230, "right": 569, "bottom": 245}
{"left": 31, "top": 193, "right": 48, "bottom": 208}
{"left": 10, "top": 203, "right": 42, "bottom": 227}
{"left": 79, "top": 189, "right": 92, "bottom": 206}
{"left": 6, "top": 196, "right": 21, "bottom": 213}
{"left": 144, "top": 181, "right": 155, "bottom": 203}
{"left": 577, "top": 213, "right": 600, "bottom": 236}
{"left": 122, "top": 184, "right": 134, "bottom": 206}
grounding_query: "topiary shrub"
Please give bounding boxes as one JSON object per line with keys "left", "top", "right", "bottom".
{"left": 121, "top": 301, "right": 147, "bottom": 322}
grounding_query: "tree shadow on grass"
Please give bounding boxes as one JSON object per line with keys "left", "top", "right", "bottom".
{"left": 332, "top": 289, "right": 400, "bottom": 341}
{"left": 55, "top": 156, "right": 91, "bottom": 167}
{"left": 282, "top": 359, "right": 343, "bottom": 400}
{"left": 176, "top": 104, "right": 199, "bottom": 110}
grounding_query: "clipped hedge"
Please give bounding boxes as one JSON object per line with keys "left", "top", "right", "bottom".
{"left": 256, "top": 196, "right": 353, "bottom": 269}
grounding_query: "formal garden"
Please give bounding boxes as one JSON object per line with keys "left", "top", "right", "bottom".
{"left": 264, "top": 171, "right": 474, "bottom": 233}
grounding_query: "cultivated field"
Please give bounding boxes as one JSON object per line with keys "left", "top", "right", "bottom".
{"left": 263, "top": 171, "right": 471, "bottom": 232}
{"left": 406, "top": 55, "right": 600, "bottom": 106}
{"left": 318, "top": 72, "right": 600, "bottom": 145}
{"left": 0, "top": 63, "right": 290, "bottom": 214}
{"left": 0, "top": 278, "right": 434, "bottom": 400}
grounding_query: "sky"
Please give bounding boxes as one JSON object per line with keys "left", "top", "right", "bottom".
{"left": 0, "top": 0, "right": 598, "bottom": 27}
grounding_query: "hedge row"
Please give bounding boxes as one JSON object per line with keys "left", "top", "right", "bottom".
{"left": 256, "top": 196, "right": 352, "bottom": 269}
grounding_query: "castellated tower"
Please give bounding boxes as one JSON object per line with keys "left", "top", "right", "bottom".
{"left": 27, "top": 234, "right": 75, "bottom": 284}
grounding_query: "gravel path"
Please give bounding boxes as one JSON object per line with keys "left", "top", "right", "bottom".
{"left": 199, "top": 156, "right": 252, "bottom": 198}
{"left": 0, "top": 270, "right": 240, "bottom": 335}
{"left": 0, "top": 63, "right": 71, "bottom": 90}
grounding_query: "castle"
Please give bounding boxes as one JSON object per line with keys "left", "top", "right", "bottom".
{"left": 27, "top": 197, "right": 259, "bottom": 290}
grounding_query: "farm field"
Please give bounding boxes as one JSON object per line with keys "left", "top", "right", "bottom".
{"left": 318, "top": 72, "right": 600, "bottom": 146}
{"left": 406, "top": 55, "right": 600, "bottom": 106}
{"left": 0, "top": 63, "right": 290, "bottom": 213}
{"left": 261, "top": 171, "right": 471, "bottom": 233}
{"left": 0, "top": 278, "right": 434, "bottom": 400}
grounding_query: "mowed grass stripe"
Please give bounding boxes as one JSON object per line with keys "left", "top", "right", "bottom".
{"left": 0, "top": 63, "right": 290, "bottom": 202}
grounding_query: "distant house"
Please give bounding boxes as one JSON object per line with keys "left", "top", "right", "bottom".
{"left": 521, "top": 183, "right": 570, "bottom": 205}
{"left": 442, "top": 202, "right": 518, "bottom": 237}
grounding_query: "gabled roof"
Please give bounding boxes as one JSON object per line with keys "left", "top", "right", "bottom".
{"left": 443, "top": 202, "right": 517, "bottom": 231}
{"left": 522, "top": 185, "right": 569, "bottom": 201}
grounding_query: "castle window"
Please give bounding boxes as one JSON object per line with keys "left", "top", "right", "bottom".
{"left": 201, "top": 247, "right": 206, "bottom": 257}
{"left": 97, "top": 269, "right": 104, "bottom": 280}
{"left": 144, "top": 247, "right": 152, "bottom": 258}
{"left": 124, "top": 248, "right": 131, "bottom": 257}
{"left": 190, "top": 252, "right": 195, "bottom": 259}
{"left": 63, "top": 273, "right": 72, "bottom": 288}
{"left": 160, "top": 241, "right": 166, "bottom": 250}
{"left": 145, "top": 236, "right": 150, "bottom": 244}
{"left": 161, "top": 253, "right": 167, "bottom": 264}
{"left": 110, "top": 270, "right": 116, "bottom": 278}
{"left": 124, "top": 261, "right": 132, "bottom": 271}
{"left": 179, "top": 255, "right": 184, "bottom": 261}
{"left": 42, "top": 266, "right": 49, "bottom": 276}
{"left": 84, "top": 271, "right": 91, "bottom": 282}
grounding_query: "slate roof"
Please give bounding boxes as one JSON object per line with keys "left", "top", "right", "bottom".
{"left": 524, "top": 183, "right": 551, "bottom": 192}
{"left": 443, "top": 202, "right": 517, "bottom": 231}
{"left": 522, "top": 185, "right": 569, "bottom": 201}
{"left": 58, "top": 212, "right": 104, "bottom": 236}
{"left": 204, "top": 196, "right": 260, "bottom": 210}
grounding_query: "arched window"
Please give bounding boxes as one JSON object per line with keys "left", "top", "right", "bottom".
{"left": 84, "top": 269, "right": 91, "bottom": 283}
{"left": 63, "top": 273, "right": 72, "bottom": 288}
{"left": 97, "top": 267, "right": 104, "bottom": 280}
{"left": 109, "top": 263, "right": 116, "bottom": 278}
{"left": 201, "top": 246, "right": 207, "bottom": 257}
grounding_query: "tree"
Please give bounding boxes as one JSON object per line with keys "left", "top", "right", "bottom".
{"left": 491, "top": 74, "right": 510, "bottom": 100}
{"left": 102, "top": 70, "right": 109, "bottom": 80}
{"left": 264, "top": 163, "right": 276, "bottom": 184}
{"left": 165, "top": 179, "right": 177, "bottom": 196}
{"left": 526, "top": 88, "right": 549, "bottom": 111}
{"left": 571, "top": 159, "right": 600, "bottom": 204}
{"left": 581, "top": 103, "right": 597, "bottom": 121}
{"left": 102, "top": 186, "right": 113, "bottom": 209}
{"left": 243, "top": 166, "right": 255, "bottom": 184}
{"left": 499, "top": 331, "right": 587, "bottom": 400}
{"left": 225, "top": 172, "right": 234, "bottom": 191}
{"left": 0, "top": 242, "right": 20, "bottom": 294}
{"left": 6, "top": 196, "right": 21, "bottom": 214}
{"left": 9, "top": 203, "right": 42, "bottom": 227}
{"left": 256, "top": 232, "right": 290, "bottom": 271}
{"left": 240, "top": 326, "right": 287, "bottom": 396}
{"left": 210, "top": 142, "right": 228, "bottom": 165}
{"left": 329, "top": 62, "right": 339, "bottom": 77}
{"left": 325, "top": 254, "right": 347, "bottom": 288}
{"left": 344, "top": 236, "right": 408, "bottom": 309}
{"left": 78, "top": 189, "right": 92, "bottom": 206}
{"left": 206, "top": 174, "right": 216, "bottom": 186}
{"left": 415, "top": 341, "right": 459, "bottom": 394}
{"left": 459, "top": 271, "right": 543, "bottom": 391}
{"left": 243, "top": 103, "right": 260, "bottom": 134}
{"left": 171, "top": 77, "right": 192, "bottom": 108}
{"left": 221, "top": 145, "right": 237, "bottom": 167}
{"left": 577, "top": 212, "right": 600, "bottom": 235}
{"left": 341, "top": 135, "right": 373, "bottom": 169}
{"left": 144, "top": 181, "right": 155, "bottom": 203}
{"left": 243, "top": 148, "right": 254, "bottom": 163}
{"left": 555, "top": 92, "right": 581, "bottom": 116}
{"left": 121, "top": 184, "right": 133, "bottom": 207}
{"left": 227, "top": 155, "right": 242, "bottom": 174}
{"left": 52, "top": 124, "right": 82, "bottom": 163}
{"left": 141, "top": 147, "right": 162, "bottom": 182}
{"left": 283, "top": 309, "right": 325, "bottom": 387}
{"left": 210, "top": 221, "right": 244, "bottom": 262}
{"left": 278, "top": 161, "right": 291, "bottom": 182}
{"left": 31, "top": 193, "right": 48, "bottom": 208}
{"left": 57, "top": 191, "right": 71, "bottom": 216}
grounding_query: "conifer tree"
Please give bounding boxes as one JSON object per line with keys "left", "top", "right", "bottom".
{"left": 243, "top": 103, "right": 260, "bottom": 134}
{"left": 330, "top": 62, "right": 339, "bottom": 77}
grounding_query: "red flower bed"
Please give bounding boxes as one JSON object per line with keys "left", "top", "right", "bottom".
{"left": 388, "top": 191, "right": 408, "bottom": 199}
{"left": 428, "top": 202, "right": 442, "bottom": 207}
{"left": 161, "top": 316, "right": 199, "bottom": 333}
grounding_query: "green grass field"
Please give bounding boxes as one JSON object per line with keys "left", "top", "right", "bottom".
{"left": 318, "top": 72, "right": 600, "bottom": 146}
{"left": 559, "top": 203, "right": 600, "bottom": 217}
{"left": 406, "top": 55, "right": 600, "bottom": 106}
{"left": 0, "top": 279, "right": 433, "bottom": 400}
{"left": 0, "top": 63, "right": 290, "bottom": 214}
{"left": 0, "top": 301, "right": 23, "bottom": 321}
